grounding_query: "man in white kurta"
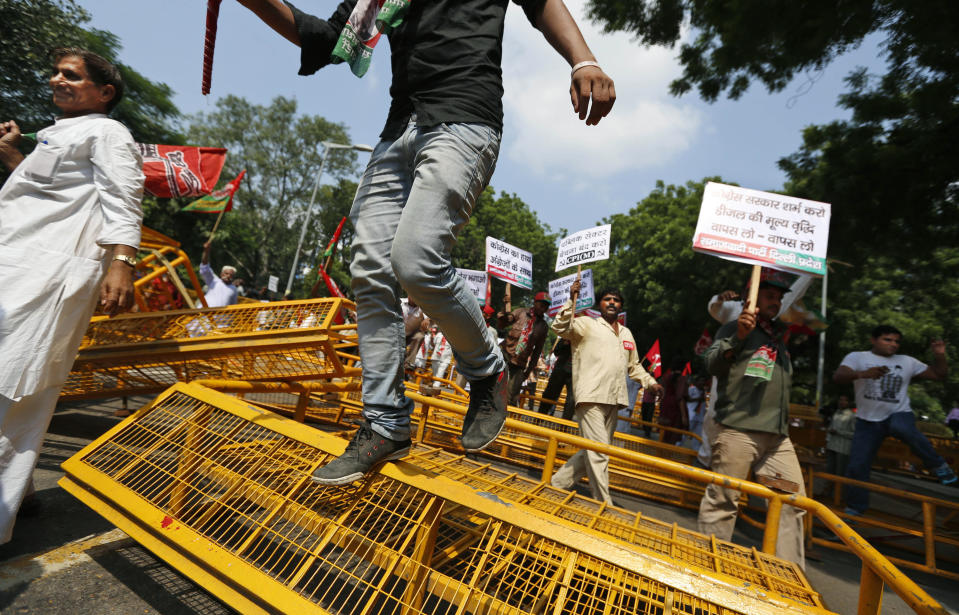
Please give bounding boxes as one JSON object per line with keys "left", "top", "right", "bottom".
{"left": 550, "top": 282, "right": 662, "bottom": 504}
{"left": 199, "top": 239, "right": 238, "bottom": 307}
{"left": 0, "top": 48, "right": 143, "bottom": 543}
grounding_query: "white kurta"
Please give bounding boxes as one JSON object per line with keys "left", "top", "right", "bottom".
{"left": 0, "top": 114, "right": 143, "bottom": 399}
{"left": 0, "top": 113, "right": 143, "bottom": 543}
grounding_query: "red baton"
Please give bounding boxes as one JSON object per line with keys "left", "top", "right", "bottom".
{"left": 202, "top": 0, "right": 223, "bottom": 95}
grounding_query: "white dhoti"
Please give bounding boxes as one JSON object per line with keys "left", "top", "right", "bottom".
{"left": 0, "top": 386, "right": 61, "bottom": 543}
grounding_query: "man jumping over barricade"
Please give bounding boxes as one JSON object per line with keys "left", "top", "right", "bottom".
{"left": 238, "top": 0, "right": 615, "bottom": 485}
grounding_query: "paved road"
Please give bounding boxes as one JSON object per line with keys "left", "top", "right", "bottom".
{"left": 1, "top": 396, "right": 957, "bottom": 614}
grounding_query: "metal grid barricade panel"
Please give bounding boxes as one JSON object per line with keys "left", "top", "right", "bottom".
{"left": 406, "top": 447, "right": 819, "bottom": 606}
{"left": 60, "top": 383, "right": 829, "bottom": 615}
{"left": 80, "top": 298, "right": 350, "bottom": 348}
{"left": 61, "top": 340, "right": 343, "bottom": 400}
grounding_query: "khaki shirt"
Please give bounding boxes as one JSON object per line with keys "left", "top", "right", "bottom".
{"left": 552, "top": 300, "right": 657, "bottom": 407}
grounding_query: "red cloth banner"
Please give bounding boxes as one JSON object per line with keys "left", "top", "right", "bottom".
{"left": 644, "top": 339, "right": 662, "bottom": 378}
{"left": 138, "top": 144, "right": 227, "bottom": 198}
{"left": 693, "top": 327, "right": 713, "bottom": 356}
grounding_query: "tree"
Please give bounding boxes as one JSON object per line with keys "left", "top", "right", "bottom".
{"left": 586, "top": 0, "right": 959, "bottom": 404}
{"left": 452, "top": 187, "right": 564, "bottom": 308}
{"left": 0, "top": 0, "right": 180, "bottom": 143}
{"left": 584, "top": 1, "right": 937, "bottom": 102}
{"left": 171, "top": 95, "right": 361, "bottom": 297}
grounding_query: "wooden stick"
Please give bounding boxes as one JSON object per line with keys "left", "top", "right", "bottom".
{"left": 747, "top": 264, "right": 762, "bottom": 313}
{"left": 569, "top": 265, "right": 582, "bottom": 319}
{"left": 504, "top": 282, "right": 512, "bottom": 313}
{"left": 208, "top": 207, "right": 227, "bottom": 241}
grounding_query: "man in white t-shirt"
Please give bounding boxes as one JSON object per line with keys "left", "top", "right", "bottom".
{"left": 834, "top": 325, "right": 956, "bottom": 514}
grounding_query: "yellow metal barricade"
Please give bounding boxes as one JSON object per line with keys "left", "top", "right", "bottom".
{"left": 61, "top": 382, "right": 832, "bottom": 615}
{"left": 234, "top": 382, "right": 707, "bottom": 510}
{"left": 62, "top": 298, "right": 358, "bottom": 400}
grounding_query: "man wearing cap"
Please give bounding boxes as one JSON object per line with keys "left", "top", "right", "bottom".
{"left": 199, "top": 240, "right": 238, "bottom": 307}
{"left": 498, "top": 291, "right": 551, "bottom": 404}
{"left": 697, "top": 269, "right": 806, "bottom": 568}
{"left": 549, "top": 281, "right": 661, "bottom": 504}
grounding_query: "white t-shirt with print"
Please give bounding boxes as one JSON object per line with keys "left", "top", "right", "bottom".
{"left": 839, "top": 351, "right": 927, "bottom": 422}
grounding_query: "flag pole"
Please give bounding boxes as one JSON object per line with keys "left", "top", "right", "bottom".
{"left": 569, "top": 264, "right": 582, "bottom": 319}
{"left": 208, "top": 207, "right": 227, "bottom": 241}
{"left": 746, "top": 264, "right": 762, "bottom": 313}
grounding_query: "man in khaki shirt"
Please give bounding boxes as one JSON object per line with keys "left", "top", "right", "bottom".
{"left": 550, "top": 281, "right": 662, "bottom": 504}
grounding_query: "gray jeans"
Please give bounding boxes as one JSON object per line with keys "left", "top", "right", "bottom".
{"left": 350, "top": 118, "right": 505, "bottom": 440}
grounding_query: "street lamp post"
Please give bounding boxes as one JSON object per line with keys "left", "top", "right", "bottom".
{"left": 284, "top": 141, "right": 373, "bottom": 298}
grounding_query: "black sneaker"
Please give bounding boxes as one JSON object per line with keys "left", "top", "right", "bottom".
{"left": 460, "top": 369, "right": 508, "bottom": 452}
{"left": 311, "top": 424, "right": 411, "bottom": 486}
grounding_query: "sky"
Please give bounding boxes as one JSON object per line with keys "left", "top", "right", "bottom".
{"left": 82, "top": 0, "right": 884, "bottom": 235}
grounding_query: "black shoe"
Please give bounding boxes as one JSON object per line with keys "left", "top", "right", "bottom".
{"left": 311, "top": 424, "right": 411, "bottom": 486}
{"left": 461, "top": 370, "right": 508, "bottom": 452}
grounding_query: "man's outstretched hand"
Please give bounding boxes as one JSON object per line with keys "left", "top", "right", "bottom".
{"left": 571, "top": 66, "right": 615, "bottom": 126}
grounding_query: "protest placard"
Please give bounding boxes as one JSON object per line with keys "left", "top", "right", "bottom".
{"left": 692, "top": 182, "right": 831, "bottom": 277}
{"left": 555, "top": 224, "right": 611, "bottom": 271}
{"left": 547, "top": 269, "right": 594, "bottom": 316}
{"left": 455, "top": 268, "right": 488, "bottom": 304}
{"left": 485, "top": 236, "right": 533, "bottom": 289}
{"left": 267, "top": 275, "right": 279, "bottom": 293}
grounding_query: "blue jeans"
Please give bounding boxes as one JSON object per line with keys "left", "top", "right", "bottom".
{"left": 845, "top": 412, "right": 946, "bottom": 512}
{"left": 349, "top": 118, "right": 505, "bottom": 441}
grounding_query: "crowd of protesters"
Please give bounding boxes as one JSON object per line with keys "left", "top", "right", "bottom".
{"left": 2, "top": 24, "right": 956, "bottom": 578}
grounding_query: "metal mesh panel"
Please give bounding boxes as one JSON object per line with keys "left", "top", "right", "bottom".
{"left": 407, "top": 447, "right": 819, "bottom": 606}
{"left": 246, "top": 391, "right": 707, "bottom": 509}
{"left": 81, "top": 297, "right": 350, "bottom": 348}
{"left": 63, "top": 298, "right": 358, "bottom": 400}
{"left": 61, "top": 383, "right": 829, "bottom": 615}
{"left": 61, "top": 337, "right": 345, "bottom": 400}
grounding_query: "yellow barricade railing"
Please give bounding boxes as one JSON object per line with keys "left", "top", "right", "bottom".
{"left": 806, "top": 468, "right": 959, "bottom": 581}
{"left": 61, "top": 382, "right": 834, "bottom": 615}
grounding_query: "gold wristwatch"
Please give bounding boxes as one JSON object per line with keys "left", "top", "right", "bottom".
{"left": 113, "top": 254, "right": 137, "bottom": 267}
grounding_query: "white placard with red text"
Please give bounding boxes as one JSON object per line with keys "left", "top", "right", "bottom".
{"left": 485, "top": 236, "right": 533, "bottom": 290}
{"left": 692, "top": 182, "right": 831, "bottom": 276}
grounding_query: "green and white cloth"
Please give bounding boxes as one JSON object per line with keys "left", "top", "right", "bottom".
{"left": 331, "top": 0, "right": 410, "bottom": 77}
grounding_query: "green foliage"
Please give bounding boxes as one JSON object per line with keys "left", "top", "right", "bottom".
{"left": 452, "top": 187, "right": 562, "bottom": 307}
{"left": 0, "top": 0, "right": 180, "bottom": 143}
{"left": 814, "top": 248, "right": 959, "bottom": 418}
{"left": 584, "top": 0, "right": 893, "bottom": 101}
{"left": 166, "top": 95, "right": 360, "bottom": 297}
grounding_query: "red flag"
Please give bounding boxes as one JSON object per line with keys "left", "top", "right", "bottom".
{"left": 644, "top": 340, "right": 662, "bottom": 378}
{"left": 138, "top": 144, "right": 227, "bottom": 198}
{"left": 682, "top": 362, "right": 692, "bottom": 376}
{"left": 693, "top": 327, "right": 713, "bottom": 356}
{"left": 319, "top": 266, "right": 346, "bottom": 298}
{"left": 321, "top": 217, "right": 348, "bottom": 263}
{"left": 181, "top": 170, "right": 245, "bottom": 213}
